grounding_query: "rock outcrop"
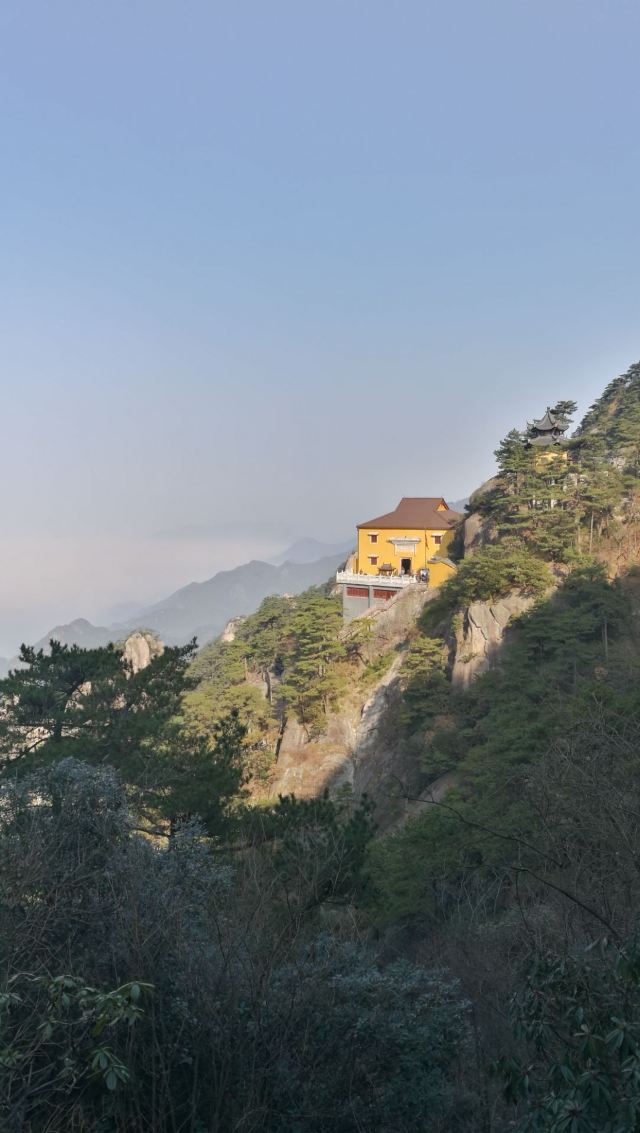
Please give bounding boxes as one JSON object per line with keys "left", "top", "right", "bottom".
{"left": 122, "top": 630, "right": 164, "bottom": 673}
{"left": 450, "top": 592, "right": 535, "bottom": 687}
{"left": 463, "top": 476, "right": 499, "bottom": 556}
{"left": 259, "top": 579, "right": 536, "bottom": 814}
{"left": 220, "top": 616, "right": 246, "bottom": 643}
{"left": 463, "top": 511, "right": 496, "bottom": 556}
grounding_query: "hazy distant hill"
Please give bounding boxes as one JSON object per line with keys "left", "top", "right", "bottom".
{"left": 117, "top": 553, "right": 348, "bottom": 644}
{"left": 30, "top": 618, "right": 115, "bottom": 652}
{"left": 270, "top": 538, "right": 353, "bottom": 565}
{"left": 20, "top": 552, "right": 349, "bottom": 657}
{"left": 103, "top": 601, "right": 147, "bottom": 623}
{"left": 5, "top": 618, "right": 116, "bottom": 672}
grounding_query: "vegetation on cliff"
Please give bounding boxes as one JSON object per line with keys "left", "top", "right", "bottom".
{"left": 425, "top": 542, "right": 551, "bottom": 619}
{"left": 184, "top": 587, "right": 368, "bottom": 764}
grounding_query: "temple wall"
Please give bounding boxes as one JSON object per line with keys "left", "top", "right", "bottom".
{"left": 356, "top": 524, "right": 455, "bottom": 575}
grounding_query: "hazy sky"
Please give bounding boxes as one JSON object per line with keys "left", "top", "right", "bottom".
{"left": 1, "top": 0, "right": 639, "bottom": 653}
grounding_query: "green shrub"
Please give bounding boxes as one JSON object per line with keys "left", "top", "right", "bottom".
{"left": 399, "top": 636, "right": 449, "bottom": 733}
{"left": 436, "top": 545, "right": 551, "bottom": 610}
{"left": 263, "top": 938, "right": 477, "bottom": 1132}
{"left": 360, "top": 649, "right": 395, "bottom": 688}
{"left": 0, "top": 761, "right": 478, "bottom": 1133}
{"left": 502, "top": 938, "right": 640, "bottom": 1132}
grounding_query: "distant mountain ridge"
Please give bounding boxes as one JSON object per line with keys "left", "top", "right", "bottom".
{"left": 447, "top": 497, "right": 469, "bottom": 513}
{"left": 4, "top": 619, "right": 122, "bottom": 675}
{"left": 115, "top": 553, "right": 348, "bottom": 644}
{"left": 14, "top": 551, "right": 349, "bottom": 663}
{"left": 31, "top": 618, "right": 115, "bottom": 651}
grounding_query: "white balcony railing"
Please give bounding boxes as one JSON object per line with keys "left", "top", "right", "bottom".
{"left": 336, "top": 570, "right": 417, "bottom": 589}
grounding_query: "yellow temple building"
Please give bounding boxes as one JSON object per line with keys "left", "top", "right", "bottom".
{"left": 337, "top": 497, "right": 462, "bottom": 621}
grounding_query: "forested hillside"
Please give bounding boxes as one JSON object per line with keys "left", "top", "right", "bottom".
{"left": 4, "top": 363, "right": 640, "bottom": 1130}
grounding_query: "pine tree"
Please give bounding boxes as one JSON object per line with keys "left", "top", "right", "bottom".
{"left": 278, "top": 592, "right": 347, "bottom": 735}
{"left": 151, "top": 710, "right": 248, "bottom": 836}
{"left": 548, "top": 398, "right": 577, "bottom": 426}
{"left": 0, "top": 638, "right": 197, "bottom": 785}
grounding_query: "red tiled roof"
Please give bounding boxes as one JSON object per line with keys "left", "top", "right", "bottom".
{"left": 357, "top": 497, "right": 461, "bottom": 530}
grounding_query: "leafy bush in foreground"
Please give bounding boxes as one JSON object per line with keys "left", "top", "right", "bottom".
{"left": 502, "top": 938, "right": 640, "bottom": 1132}
{"left": 0, "top": 759, "right": 478, "bottom": 1132}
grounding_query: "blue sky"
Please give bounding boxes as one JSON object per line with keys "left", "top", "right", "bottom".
{"left": 0, "top": 0, "right": 639, "bottom": 650}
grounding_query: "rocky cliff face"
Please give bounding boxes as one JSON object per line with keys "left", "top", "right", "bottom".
{"left": 463, "top": 511, "right": 496, "bottom": 556}
{"left": 259, "top": 581, "right": 537, "bottom": 819}
{"left": 264, "top": 586, "right": 432, "bottom": 817}
{"left": 269, "top": 654, "right": 407, "bottom": 805}
{"left": 462, "top": 476, "right": 499, "bottom": 557}
{"left": 450, "top": 592, "right": 535, "bottom": 687}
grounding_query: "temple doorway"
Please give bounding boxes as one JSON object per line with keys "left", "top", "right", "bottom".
{"left": 400, "top": 558, "right": 412, "bottom": 575}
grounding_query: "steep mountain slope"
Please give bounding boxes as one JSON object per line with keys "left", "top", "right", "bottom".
{"left": 8, "top": 372, "right": 640, "bottom": 1133}
{"left": 364, "top": 363, "right": 640, "bottom": 913}
{"left": 185, "top": 363, "right": 640, "bottom": 835}
{"left": 577, "top": 359, "right": 640, "bottom": 446}
{"left": 184, "top": 582, "right": 438, "bottom": 825}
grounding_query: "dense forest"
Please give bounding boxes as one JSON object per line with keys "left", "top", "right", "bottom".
{"left": 4, "top": 363, "right": 640, "bottom": 1130}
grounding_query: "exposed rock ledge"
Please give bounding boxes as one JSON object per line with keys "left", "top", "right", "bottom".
{"left": 451, "top": 592, "right": 535, "bottom": 687}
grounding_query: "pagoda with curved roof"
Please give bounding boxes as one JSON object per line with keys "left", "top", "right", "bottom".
{"left": 527, "top": 408, "right": 568, "bottom": 448}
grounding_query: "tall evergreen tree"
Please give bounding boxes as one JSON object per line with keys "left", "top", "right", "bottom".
{"left": 0, "top": 638, "right": 197, "bottom": 785}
